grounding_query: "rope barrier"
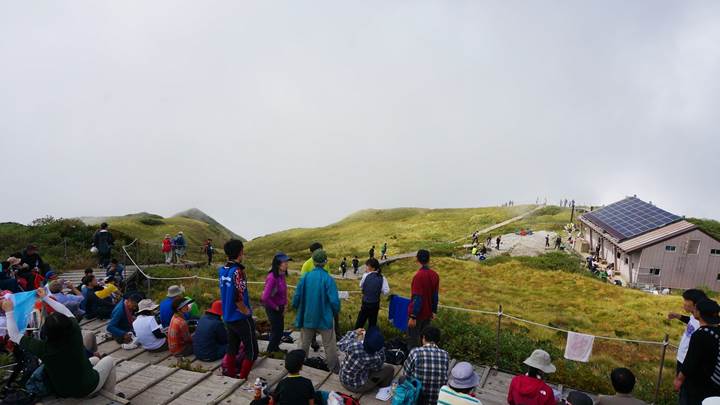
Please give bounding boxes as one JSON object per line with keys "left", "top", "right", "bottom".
{"left": 120, "top": 240, "right": 676, "bottom": 347}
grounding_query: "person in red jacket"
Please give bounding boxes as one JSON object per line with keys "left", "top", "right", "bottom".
{"left": 162, "top": 234, "right": 173, "bottom": 264}
{"left": 508, "top": 349, "right": 557, "bottom": 405}
{"left": 407, "top": 249, "right": 439, "bottom": 349}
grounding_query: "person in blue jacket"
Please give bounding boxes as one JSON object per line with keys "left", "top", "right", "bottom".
{"left": 193, "top": 300, "right": 227, "bottom": 361}
{"left": 292, "top": 249, "right": 340, "bottom": 372}
{"left": 107, "top": 293, "right": 142, "bottom": 343}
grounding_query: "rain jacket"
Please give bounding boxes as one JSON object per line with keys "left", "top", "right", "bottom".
{"left": 507, "top": 374, "right": 556, "bottom": 405}
{"left": 292, "top": 267, "right": 340, "bottom": 330}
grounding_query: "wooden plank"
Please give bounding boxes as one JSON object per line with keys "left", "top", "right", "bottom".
{"left": 246, "top": 358, "right": 287, "bottom": 388}
{"left": 168, "top": 375, "right": 243, "bottom": 405}
{"left": 115, "top": 360, "right": 149, "bottom": 382}
{"left": 131, "top": 369, "right": 209, "bottom": 405}
{"left": 299, "top": 366, "right": 330, "bottom": 389}
{"left": 97, "top": 340, "right": 122, "bottom": 355}
{"left": 481, "top": 369, "right": 515, "bottom": 396}
{"left": 116, "top": 365, "right": 176, "bottom": 399}
{"left": 191, "top": 357, "right": 223, "bottom": 373}
{"left": 108, "top": 346, "right": 145, "bottom": 362}
{"left": 133, "top": 350, "right": 173, "bottom": 365}
{"left": 157, "top": 354, "right": 196, "bottom": 368}
{"left": 317, "top": 373, "right": 361, "bottom": 399}
{"left": 83, "top": 319, "right": 110, "bottom": 331}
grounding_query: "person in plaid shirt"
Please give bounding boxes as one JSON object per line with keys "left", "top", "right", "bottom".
{"left": 337, "top": 327, "right": 395, "bottom": 393}
{"left": 403, "top": 326, "right": 449, "bottom": 405}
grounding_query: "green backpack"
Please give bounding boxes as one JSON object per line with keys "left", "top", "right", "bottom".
{"left": 392, "top": 377, "right": 422, "bottom": 405}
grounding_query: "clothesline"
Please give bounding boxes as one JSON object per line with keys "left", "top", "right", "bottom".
{"left": 121, "top": 240, "right": 677, "bottom": 348}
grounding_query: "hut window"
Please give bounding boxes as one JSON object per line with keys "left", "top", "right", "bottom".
{"left": 711, "top": 249, "right": 720, "bottom": 256}
{"left": 665, "top": 245, "right": 676, "bottom": 252}
{"left": 687, "top": 240, "right": 700, "bottom": 255}
{"left": 649, "top": 268, "right": 661, "bottom": 275}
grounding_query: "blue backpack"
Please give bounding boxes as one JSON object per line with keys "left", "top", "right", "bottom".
{"left": 392, "top": 377, "right": 422, "bottom": 405}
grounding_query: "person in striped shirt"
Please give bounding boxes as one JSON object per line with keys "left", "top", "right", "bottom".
{"left": 438, "top": 362, "right": 482, "bottom": 404}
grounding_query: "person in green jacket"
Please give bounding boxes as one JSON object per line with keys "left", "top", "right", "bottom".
{"left": 301, "top": 242, "right": 324, "bottom": 276}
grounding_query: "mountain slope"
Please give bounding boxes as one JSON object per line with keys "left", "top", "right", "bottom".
{"left": 173, "top": 208, "right": 244, "bottom": 241}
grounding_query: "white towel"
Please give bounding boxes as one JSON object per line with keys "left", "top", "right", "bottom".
{"left": 564, "top": 332, "right": 594, "bottom": 362}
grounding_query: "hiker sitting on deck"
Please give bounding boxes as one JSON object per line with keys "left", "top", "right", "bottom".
{"left": 193, "top": 300, "right": 227, "bottom": 361}
{"left": 3, "top": 288, "right": 120, "bottom": 399}
{"left": 168, "top": 296, "right": 194, "bottom": 357}
{"left": 507, "top": 349, "right": 556, "bottom": 405}
{"left": 250, "top": 349, "right": 318, "bottom": 405}
{"left": 338, "top": 326, "right": 395, "bottom": 394}
{"left": 596, "top": 368, "right": 648, "bottom": 405}
{"left": 82, "top": 275, "right": 117, "bottom": 320}
{"left": 48, "top": 280, "right": 85, "bottom": 318}
{"left": 107, "top": 293, "right": 141, "bottom": 344}
{"left": 133, "top": 299, "right": 168, "bottom": 352}
{"left": 403, "top": 326, "right": 449, "bottom": 405}
{"left": 438, "top": 362, "right": 482, "bottom": 404}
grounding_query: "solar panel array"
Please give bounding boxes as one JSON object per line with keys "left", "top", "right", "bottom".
{"left": 584, "top": 197, "right": 681, "bottom": 241}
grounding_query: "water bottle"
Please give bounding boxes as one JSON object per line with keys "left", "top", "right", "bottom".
{"left": 254, "top": 377, "right": 262, "bottom": 400}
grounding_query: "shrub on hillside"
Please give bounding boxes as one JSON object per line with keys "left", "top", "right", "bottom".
{"left": 139, "top": 218, "right": 165, "bottom": 226}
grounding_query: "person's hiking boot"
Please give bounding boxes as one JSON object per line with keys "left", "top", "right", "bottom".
{"left": 222, "top": 354, "right": 238, "bottom": 378}
{"left": 238, "top": 359, "right": 254, "bottom": 379}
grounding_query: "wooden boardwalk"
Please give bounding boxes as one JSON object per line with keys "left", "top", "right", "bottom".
{"left": 39, "top": 317, "right": 591, "bottom": 405}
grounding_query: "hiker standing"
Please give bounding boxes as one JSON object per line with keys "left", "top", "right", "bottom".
{"left": 162, "top": 235, "right": 173, "bottom": 264}
{"left": 545, "top": 235, "right": 550, "bottom": 248}
{"left": 472, "top": 232, "right": 479, "bottom": 245}
{"left": 555, "top": 236, "right": 562, "bottom": 249}
{"left": 292, "top": 249, "right": 340, "bottom": 372}
{"left": 669, "top": 289, "right": 706, "bottom": 404}
{"left": 92, "top": 222, "right": 114, "bottom": 268}
{"left": 495, "top": 236, "right": 501, "bottom": 250}
{"left": 300, "top": 242, "right": 325, "bottom": 352}
{"left": 352, "top": 256, "right": 360, "bottom": 275}
{"left": 486, "top": 236, "right": 492, "bottom": 247}
{"left": 380, "top": 243, "right": 388, "bottom": 261}
{"left": 219, "top": 239, "right": 258, "bottom": 379}
{"left": 261, "top": 253, "right": 290, "bottom": 354}
{"left": 355, "top": 258, "right": 389, "bottom": 329}
{"left": 203, "top": 239, "right": 214, "bottom": 266}
{"left": 675, "top": 299, "right": 720, "bottom": 405}
{"left": 407, "top": 249, "right": 439, "bottom": 349}
{"left": 173, "top": 232, "right": 186, "bottom": 262}
{"left": 340, "top": 257, "right": 348, "bottom": 278}
{"left": 368, "top": 245, "right": 375, "bottom": 259}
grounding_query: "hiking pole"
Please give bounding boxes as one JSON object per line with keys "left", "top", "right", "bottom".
{"left": 495, "top": 304, "right": 503, "bottom": 368}
{"left": 653, "top": 334, "right": 669, "bottom": 404}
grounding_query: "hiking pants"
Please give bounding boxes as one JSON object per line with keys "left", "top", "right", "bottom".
{"left": 344, "top": 364, "right": 395, "bottom": 393}
{"left": 265, "top": 306, "right": 285, "bottom": 353}
{"left": 89, "top": 356, "right": 116, "bottom": 395}
{"left": 354, "top": 301, "right": 380, "bottom": 330}
{"left": 407, "top": 318, "right": 431, "bottom": 349}
{"left": 300, "top": 328, "right": 338, "bottom": 372}
{"left": 226, "top": 318, "right": 259, "bottom": 361}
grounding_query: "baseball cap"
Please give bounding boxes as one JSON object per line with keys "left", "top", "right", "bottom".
{"left": 274, "top": 252, "right": 292, "bottom": 262}
{"left": 312, "top": 249, "right": 328, "bottom": 265}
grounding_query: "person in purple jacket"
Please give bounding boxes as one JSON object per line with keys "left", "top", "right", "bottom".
{"left": 261, "top": 252, "right": 291, "bottom": 353}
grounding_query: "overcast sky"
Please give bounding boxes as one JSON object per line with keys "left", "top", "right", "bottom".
{"left": 1, "top": 1, "right": 719, "bottom": 239}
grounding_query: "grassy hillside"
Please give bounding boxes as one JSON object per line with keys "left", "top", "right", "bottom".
{"left": 173, "top": 208, "right": 244, "bottom": 241}
{"left": 140, "top": 253, "right": 681, "bottom": 404}
{"left": 245, "top": 205, "right": 535, "bottom": 268}
{"left": 688, "top": 217, "right": 720, "bottom": 241}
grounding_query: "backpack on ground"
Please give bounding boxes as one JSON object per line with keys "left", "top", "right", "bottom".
{"left": 384, "top": 337, "right": 408, "bottom": 365}
{"left": 327, "top": 391, "right": 360, "bottom": 405}
{"left": 303, "top": 356, "right": 329, "bottom": 371}
{"left": 391, "top": 377, "right": 422, "bottom": 405}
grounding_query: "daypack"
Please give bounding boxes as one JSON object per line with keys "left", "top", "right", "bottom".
{"left": 384, "top": 337, "right": 408, "bottom": 365}
{"left": 392, "top": 377, "right": 422, "bottom": 405}
{"left": 327, "top": 392, "right": 360, "bottom": 405}
{"left": 304, "top": 356, "right": 329, "bottom": 371}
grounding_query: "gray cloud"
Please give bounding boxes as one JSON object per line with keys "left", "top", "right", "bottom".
{"left": 1, "top": 1, "right": 718, "bottom": 238}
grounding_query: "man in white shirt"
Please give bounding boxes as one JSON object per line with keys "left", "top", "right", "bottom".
{"left": 668, "top": 289, "right": 707, "bottom": 373}
{"left": 132, "top": 299, "right": 168, "bottom": 352}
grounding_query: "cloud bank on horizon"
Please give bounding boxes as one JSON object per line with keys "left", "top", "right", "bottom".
{"left": 1, "top": 1, "right": 718, "bottom": 238}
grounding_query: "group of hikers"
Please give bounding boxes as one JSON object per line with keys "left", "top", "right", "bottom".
{"left": 2, "top": 231, "right": 720, "bottom": 405}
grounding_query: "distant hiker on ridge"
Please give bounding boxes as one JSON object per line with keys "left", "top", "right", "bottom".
{"left": 92, "top": 222, "right": 114, "bottom": 268}
{"left": 352, "top": 256, "right": 359, "bottom": 275}
{"left": 380, "top": 242, "right": 388, "bottom": 261}
{"left": 368, "top": 245, "right": 375, "bottom": 259}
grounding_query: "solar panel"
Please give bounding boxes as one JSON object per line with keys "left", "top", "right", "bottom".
{"left": 583, "top": 197, "right": 680, "bottom": 241}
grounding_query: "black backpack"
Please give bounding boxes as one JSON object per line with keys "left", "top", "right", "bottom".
{"left": 384, "top": 337, "right": 408, "bottom": 365}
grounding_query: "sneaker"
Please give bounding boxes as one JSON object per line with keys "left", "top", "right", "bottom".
{"left": 121, "top": 342, "right": 138, "bottom": 350}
